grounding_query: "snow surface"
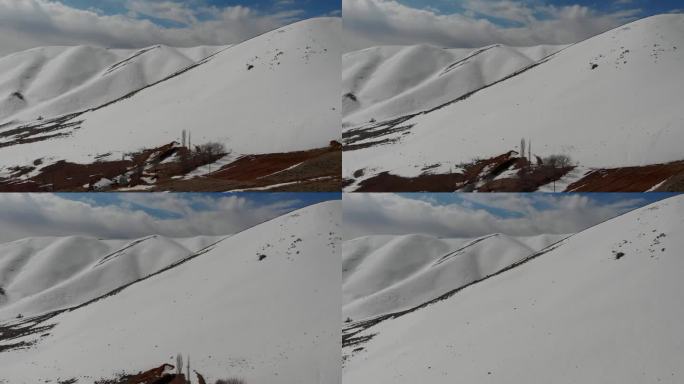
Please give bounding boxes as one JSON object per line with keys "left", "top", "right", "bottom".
{"left": 342, "top": 44, "right": 564, "bottom": 126}
{"left": 0, "top": 45, "right": 224, "bottom": 125}
{"left": 0, "top": 17, "right": 341, "bottom": 171}
{"left": 0, "top": 235, "right": 223, "bottom": 319}
{"left": 537, "top": 165, "right": 591, "bottom": 192}
{"left": 343, "top": 14, "right": 684, "bottom": 181}
{"left": 343, "top": 195, "right": 684, "bottom": 384}
{"left": 0, "top": 201, "right": 341, "bottom": 384}
{"left": 342, "top": 233, "right": 566, "bottom": 321}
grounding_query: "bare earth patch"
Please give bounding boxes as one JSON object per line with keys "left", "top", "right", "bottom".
{"left": 0, "top": 142, "right": 341, "bottom": 192}
{"left": 348, "top": 152, "right": 684, "bottom": 192}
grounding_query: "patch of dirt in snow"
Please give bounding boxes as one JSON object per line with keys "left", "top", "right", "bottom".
{"left": 351, "top": 151, "right": 572, "bottom": 192}
{"left": 567, "top": 160, "right": 684, "bottom": 192}
{"left": 0, "top": 142, "right": 199, "bottom": 192}
{"left": 0, "top": 141, "right": 341, "bottom": 192}
{"left": 0, "top": 113, "right": 84, "bottom": 149}
{"left": 349, "top": 149, "right": 684, "bottom": 192}
{"left": 156, "top": 142, "right": 341, "bottom": 192}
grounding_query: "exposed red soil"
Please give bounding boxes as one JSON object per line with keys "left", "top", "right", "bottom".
{"left": 92, "top": 363, "right": 231, "bottom": 384}
{"left": 567, "top": 160, "right": 684, "bottom": 192}
{"left": 0, "top": 142, "right": 182, "bottom": 192}
{"left": 0, "top": 142, "right": 341, "bottom": 192}
{"left": 353, "top": 151, "right": 569, "bottom": 192}
{"left": 351, "top": 152, "right": 684, "bottom": 192}
{"left": 155, "top": 144, "right": 341, "bottom": 192}
{"left": 355, "top": 171, "right": 466, "bottom": 192}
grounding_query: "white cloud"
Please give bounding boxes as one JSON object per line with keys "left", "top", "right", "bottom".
{"left": 0, "top": 193, "right": 299, "bottom": 243}
{"left": 125, "top": 0, "right": 198, "bottom": 25}
{"left": 0, "top": 0, "right": 306, "bottom": 57}
{"left": 342, "top": 0, "right": 641, "bottom": 51}
{"left": 342, "top": 193, "right": 644, "bottom": 240}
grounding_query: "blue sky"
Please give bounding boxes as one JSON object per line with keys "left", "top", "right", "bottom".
{"left": 61, "top": 0, "right": 340, "bottom": 26}
{"left": 59, "top": 192, "right": 340, "bottom": 220}
{"left": 0, "top": 0, "right": 340, "bottom": 56}
{"left": 396, "top": 0, "right": 683, "bottom": 21}
{"left": 401, "top": 192, "right": 674, "bottom": 218}
{"left": 343, "top": 193, "right": 680, "bottom": 239}
{"left": 343, "top": 0, "right": 684, "bottom": 51}
{"left": 62, "top": 0, "right": 341, "bottom": 16}
{"left": 0, "top": 193, "right": 340, "bottom": 242}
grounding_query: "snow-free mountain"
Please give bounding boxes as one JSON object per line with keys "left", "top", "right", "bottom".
{"left": 0, "top": 17, "right": 340, "bottom": 172}
{"left": 343, "top": 14, "right": 684, "bottom": 190}
{"left": 0, "top": 201, "right": 341, "bottom": 384}
{"left": 343, "top": 195, "right": 684, "bottom": 383}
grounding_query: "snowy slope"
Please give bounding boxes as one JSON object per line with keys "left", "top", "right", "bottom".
{"left": 0, "top": 17, "right": 341, "bottom": 170}
{"left": 343, "top": 14, "right": 684, "bottom": 181}
{"left": 0, "top": 45, "right": 224, "bottom": 125}
{"left": 0, "top": 235, "right": 223, "bottom": 319}
{"left": 342, "top": 233, "right": 565, "bottom": 320}
{"left": 342, "top": 44, "right": 563, "bottom": 126}
{"left": 0, "top": 201, "right": 341, "bottom": 384}
{"left": 343, "top": 195, "right": 684, "bottom": 384}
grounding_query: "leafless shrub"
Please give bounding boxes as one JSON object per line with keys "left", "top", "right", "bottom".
{"left": 195, "top": 142, "right": 226, "bottom": 158}
{"left": 543, "top": 154, "right": 574, "bottom": 169}
{"left": 177, "top": 141, "right": 228, "bottom": 172}
{"left": 215, "top": 378, "right": 245, "bottom": 384}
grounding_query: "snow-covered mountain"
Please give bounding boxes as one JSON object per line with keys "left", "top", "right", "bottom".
{"left": 0, "top": 45, "right": 224, "bottom": 125}
{"left": 0, "top": 234, "right": 223, "bottom": 319}
{"left": 343, "top": 14, "right": 684, "bottom": 191}
{"left": 343, "top": 233, "right": 566, "bottom": 321}
{"left": 0, "top": 201, "right": 341, "bottom": 384}
{"left": 343, "top": 195, "right": 684, "bottom": 383}
{"left": 342, "top": 44, "right": 564, "bottom": 127}
{"left": 0, "top": 17, "right": 341, "bottom": 191}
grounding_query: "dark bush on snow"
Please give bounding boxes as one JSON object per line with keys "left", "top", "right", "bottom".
{"left": 216, "top": 379, "right": 245, "bottom": 384}
{"left": 543, "top": 154, "right": 574, "bottom": 169}
{"left": 177, "top": 141, "right": 227, "bottom": 172}
{"left": 195, "top": 142, "right": 226, "bottom": 158}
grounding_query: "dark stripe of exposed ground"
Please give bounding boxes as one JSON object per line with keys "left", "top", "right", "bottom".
{"left": 346, "top": 152, "right": 684, "bottom": 192}
{"left": 567, "top": 160, "right": 684, "bottom": 192}
{"left": 155, "top": 145, "right": 341, "bottom": 192}
{"left": 0, "top": 143, "right": 341, "bottom": 192}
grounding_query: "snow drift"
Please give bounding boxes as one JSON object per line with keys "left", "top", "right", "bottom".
{"left": 343, "top": 195, "right": 684, "bottom": 384}
{"left": 0, "top": 201, "right": 341, "bottom": 384}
